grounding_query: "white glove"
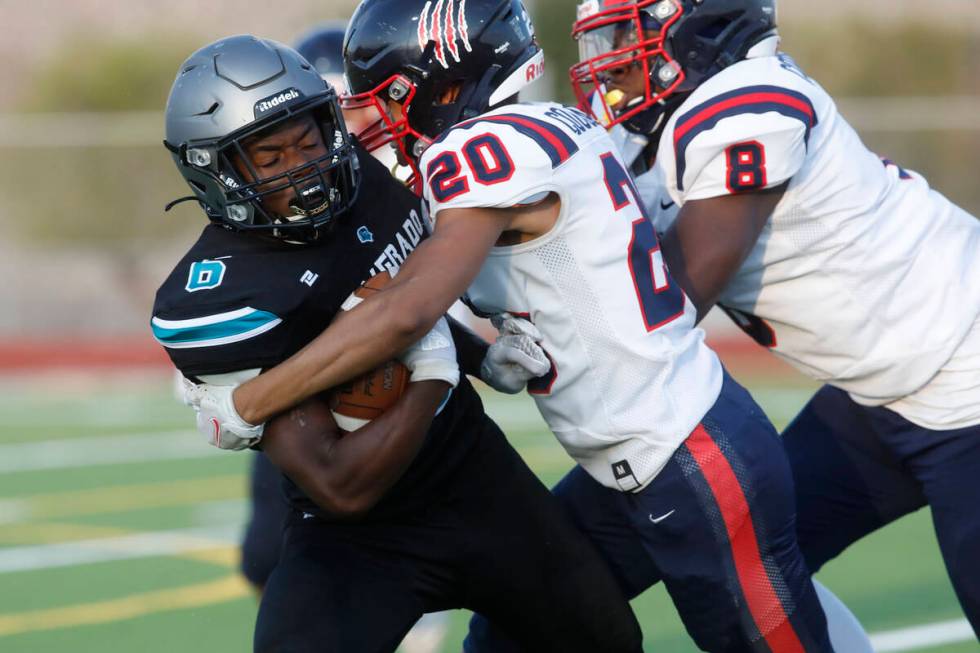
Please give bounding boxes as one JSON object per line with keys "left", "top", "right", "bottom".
{"left": 399, "top": 316, "right": 460, "bottom": 387}
{"left": 185, "top": 383, "right": 264, "bottom": 451}
{"left": 481, "top": 313, "right": 551, "bottom": 394}
{"left": 173, "top": 372, "right": 197, "bottom": 406}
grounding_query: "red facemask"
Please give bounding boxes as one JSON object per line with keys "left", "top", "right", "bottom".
{"left": 569, "top": 0, "right": 685, "bottom": 129}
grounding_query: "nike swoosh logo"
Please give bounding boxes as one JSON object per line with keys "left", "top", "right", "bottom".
{"left": 210, "top": 417, "right": 221, "bottom": 447}
{"left": 659, "top": 199, "right": 676, "bottom": 211}
{"left": 648, "top": 509, "right": 675, "bottom": 524}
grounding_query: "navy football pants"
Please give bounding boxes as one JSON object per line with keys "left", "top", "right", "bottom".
{"left": 254, "top": 417, "right": 642, "bottom": 653}
{"left": 467, "top": 374, "right": 831, "bottom": 653}
{"left": 240, "top": 451, "right": 288, "bottom": 589}
{"left": 784, "top": 385, "right": 980, "bottom": 637}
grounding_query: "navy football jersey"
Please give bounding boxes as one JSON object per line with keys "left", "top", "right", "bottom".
{"left": 152, "top": 148, "right": 485, "bottom": 519}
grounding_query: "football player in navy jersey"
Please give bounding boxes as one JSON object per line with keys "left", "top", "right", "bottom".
{"left": 238, "top": 19, "right": 414, "bottom": 596}
{"left": 571, "top": 0, "right": 980, "bottom": 639}
{"left": 235, "top": 22, "right": 355, "bottom": 596}
{"left": 154, "top": 35, "right": 642, "bottom": 653}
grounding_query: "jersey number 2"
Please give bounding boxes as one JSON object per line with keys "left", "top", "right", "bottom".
{"left": 600, "top": 153, "right": 685, "bottom": 331}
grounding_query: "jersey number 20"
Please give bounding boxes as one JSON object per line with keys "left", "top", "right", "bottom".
{"left": 600, "top": 153, "right": 685, "bottom": 331}
{"left": 427, "top": 134, "right": 515, "bottom": 202}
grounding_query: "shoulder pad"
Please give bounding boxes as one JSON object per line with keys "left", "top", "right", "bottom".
{"left": 151, "top": 231, "right": 296, "bottom": 376}
{"left": 662, "top": 82, "right": 818, "bottom": 201}
{"left": 420, "top": 107, "right": 584, "bottom": 222}
{"left": 151, "top": 306, "right": 282, "bottom": 350}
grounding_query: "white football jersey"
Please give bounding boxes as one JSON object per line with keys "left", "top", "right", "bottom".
{"left": 640, "top": 38, "right": 980, "bottom": 422}
{"left": 420, "top": 102, "right": 722, "bottom": 491}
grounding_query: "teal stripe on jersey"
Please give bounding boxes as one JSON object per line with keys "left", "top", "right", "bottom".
{"left": 151, "top": 309, "right": 281, "bottom": 347}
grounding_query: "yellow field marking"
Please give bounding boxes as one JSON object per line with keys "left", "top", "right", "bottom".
{"left": 6, "top": 475, "right": 245, "bottom": 521}
{"left": 180, "top": 545, "right": 240, "bottom": 568}
{"left": 0, "top": 573, "right": 252, "bottom": 637}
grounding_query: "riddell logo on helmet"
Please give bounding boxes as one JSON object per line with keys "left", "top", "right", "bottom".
{"left": 418, "top": 0, "right": 473, "bottom": 69}
{"left": 254, "top": 88, "right": 302, "bottom": 117}
{"left": 525, "top": 59, "right": 545, "bottom": 82}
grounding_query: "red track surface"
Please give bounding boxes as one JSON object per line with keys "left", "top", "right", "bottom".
{"left": 0, "top": 335, "right": 798, "bottom": 379}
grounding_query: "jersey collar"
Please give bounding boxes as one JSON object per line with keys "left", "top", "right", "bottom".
{"left": 745, "top": 35, "right": 780, "bottom": 59}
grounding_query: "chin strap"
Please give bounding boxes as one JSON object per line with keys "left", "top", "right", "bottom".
{"left": 164, "top": 196, "right": 201, "bottom": 212}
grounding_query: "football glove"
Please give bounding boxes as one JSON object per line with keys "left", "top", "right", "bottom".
{"left": 399, "top": 316, "right": 460, "bottom": 387}
{"left": 173, "top": 371, "right": 197, "bottom": 406}
{"left": 185, "top": 382, "right": 264, "bottom": 451}
{"left": 480, "top": 313, "right": 551, "bottom": 394}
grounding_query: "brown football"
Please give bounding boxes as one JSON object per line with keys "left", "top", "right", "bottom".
{"left": 329, "top": 270, "right": 409, "bottom": 431}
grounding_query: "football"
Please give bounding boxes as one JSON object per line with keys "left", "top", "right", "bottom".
{"left": 329, "top": 270, "right": 409, "bottom": 431}
{"left": 329, "top": 359, "right": 410, "bottom": 431}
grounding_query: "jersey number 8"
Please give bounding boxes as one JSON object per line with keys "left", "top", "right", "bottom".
{"left": 725, "top": 141, "right": 767, "bottom": 193}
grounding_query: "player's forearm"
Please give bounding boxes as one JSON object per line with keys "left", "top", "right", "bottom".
{"left": 234, "top": 284, "right": 440, "bottom": 425}
{"left": 661, "top": 226, "right": 739, "bottom": 322}
{"left": 314, "top": 380, "right": 449, "bottom": 515}
{"left": 662, "top": 187, "right": 786, "bottom": 322}
{"left": 234, "top": 226, "right": 493, "bottom": 425}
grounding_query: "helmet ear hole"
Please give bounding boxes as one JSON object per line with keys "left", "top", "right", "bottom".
{"left": 700, "top": 17, "right": 734, "bottom": 40}
{"left": 435, "top": 82, "right": 464, "bottom": 106}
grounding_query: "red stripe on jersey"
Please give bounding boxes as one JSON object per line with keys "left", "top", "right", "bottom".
{"left": 684, "top": 424, "right": 807, "bottom": 653}
{"left": 482, "top": 115, "right": 572, "bottom": 162}
{"left": 674, "top": 92, "right": 816, "bottom": 144}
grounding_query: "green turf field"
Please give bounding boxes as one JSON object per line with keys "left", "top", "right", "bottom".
{"left": 0, "top": 372, "right": 974, "bottom": 652}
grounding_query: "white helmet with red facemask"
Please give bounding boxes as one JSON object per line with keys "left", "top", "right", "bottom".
{"left": 570, "top": 0, "right": 777, "bottom": 137}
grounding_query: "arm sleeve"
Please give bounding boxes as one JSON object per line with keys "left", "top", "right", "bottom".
{"left": 420, "top": 122, "right": 556, "bottom": 226}
{"left": 151, "top": 307, "right": 289, "bottom": 377}
{"left": 676, "top": 112, "right": 808, "bottom": 202}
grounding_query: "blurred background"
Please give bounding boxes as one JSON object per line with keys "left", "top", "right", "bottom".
{"left": 0, "top": 1, "right": 976, "bottom": 652}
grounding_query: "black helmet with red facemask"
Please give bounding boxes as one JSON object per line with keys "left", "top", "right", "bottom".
{"left": 570, "top": 0, "right": 777, "bottom": 137}
{"left": 341, "top": 0, "right": 544, "bottom": 188}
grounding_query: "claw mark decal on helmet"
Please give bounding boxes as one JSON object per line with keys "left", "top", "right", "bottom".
{"left": 419, "top": 2, "right": 432, "bottom": 56}
{"left": 418, "top": 0, "right": 471, "bottom": 69}
{"left": 445, "top": 0, "right": 459, "bottom": 63}
{"left": 458, "top": 0, "right": 472, "bottom": 53}
{"left": 432, "top": 0, "right": 445, "bottom": 67}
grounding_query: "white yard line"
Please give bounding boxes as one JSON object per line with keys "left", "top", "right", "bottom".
{"left": 0, "top": 525, "right": 240, "bottom": 574}
{"left": 869, "top": 618, "right": 975, "bottom": 652}
{"left": 0, "top": 430, "right": 218, "bottom": 474}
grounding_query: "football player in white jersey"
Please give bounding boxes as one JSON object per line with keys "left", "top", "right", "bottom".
{"left": 571, "top": 0, "right": 980, "bottom": 637}
{"left": 187, "top": 1, "right": 836, "bottom": 650}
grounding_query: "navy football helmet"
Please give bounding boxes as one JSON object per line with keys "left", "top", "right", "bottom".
{"left": 294, "top": 22, "right": 347, "bottom": 88}
{"left": 341, "top": 0, "right": 544, "bottom": 184}
{"left": 570, "top": 0, "right": 777, "bottom": 135}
